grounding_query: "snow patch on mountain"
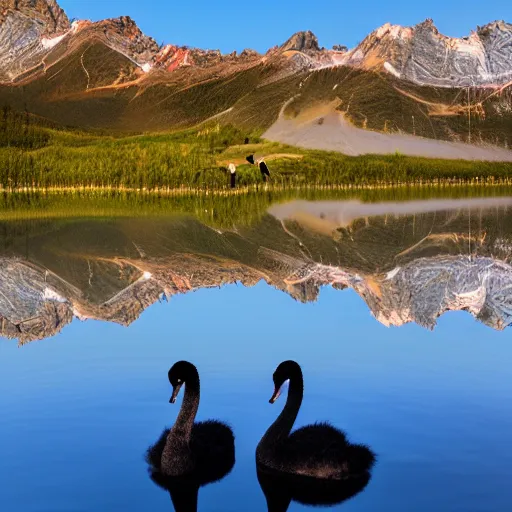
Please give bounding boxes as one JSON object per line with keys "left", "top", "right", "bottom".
{"left": 43, "top": 287, "right": 67, "bottom": 302}
{"left": 41, "top": 33, "right": 67, "bottom": 49}
{"left": 383, "top": 61, "right": 401, "bottom": 78}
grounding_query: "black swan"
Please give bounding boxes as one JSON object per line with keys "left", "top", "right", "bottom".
{"left": 146, "top": 361, "right": 235, "bottom": 511}
{"left": 256, "top": 360, "right": 375, "bottom": 481}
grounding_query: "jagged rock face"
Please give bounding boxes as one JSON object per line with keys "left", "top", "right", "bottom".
{"left": 0, "top": 0, "right": 262, "bottom": 81}
{"left": 80, "top": 16, "right": 159, "bottom": 69}
{"left": 0, "top": 0, "right": 510, "bottom": 88}
{"left": 0, "top": 10, "right": 160, "bottom": 81}
{"left": 0, "top": 12, "right": 47, "bottom": 80}
{"left": 0, "top": 0, "right": 70, "bottom": 80}
{"left": 281, "top": 31, "right": 320, "bottom": 53}
{"left": 273, "top": 30, "right": 347, "bottom": 71}
{"left": 154, "top": 43, "right": 261, "bottom": 73}
{"left": 342, "top": 19, "right": 512, "bottom": 86}
{"left": 0, "top": 0, "right": 69, "bottom": 33}
{"left": 155, "top": 44, "right": 191, "bottom": 71}
{"left": 478, "top": 21, "right": 512, "bottom": 82}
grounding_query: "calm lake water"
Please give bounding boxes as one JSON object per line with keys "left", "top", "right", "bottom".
{"left": 1, "top": 190, "right": 512, "bottom": 512}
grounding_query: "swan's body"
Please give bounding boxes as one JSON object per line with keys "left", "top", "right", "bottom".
{"left": 146, "top": 420, "right": 234, "bottom": 485}
{"left": 146, "top": 361, "right": 235, "bottom": 510}
{"left": 256, "top": 360, "right": 375, "bottom": 481}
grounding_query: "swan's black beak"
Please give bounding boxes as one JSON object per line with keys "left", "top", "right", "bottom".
{"left": 170, "top": 383, "right": 182, "bottom": 404}
{"left": 269, "top": 386, "right": 281, "bottom": 404}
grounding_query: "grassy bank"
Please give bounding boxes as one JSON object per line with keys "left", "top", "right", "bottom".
{"left": 0, "top": 109, "right": 511, "bottom": 191}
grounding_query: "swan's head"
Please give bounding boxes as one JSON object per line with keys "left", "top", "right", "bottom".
{"left": 168, "top": 361, "right": 197, "bottom": 404}
{"left": 270, "top": 360, "right": 301, "bottom": 404}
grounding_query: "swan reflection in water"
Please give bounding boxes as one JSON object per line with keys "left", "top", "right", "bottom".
{"left": 257, "top": 466, "right": 372, "bottom": 512}
{"left": 256, "top": 360, "right": 375, "bottom": 510}
{"left": 146, "top": 361, "right": 235, "bottom": 511}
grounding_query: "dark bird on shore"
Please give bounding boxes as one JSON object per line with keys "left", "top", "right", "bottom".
{"left": 256, "top": 360, "right": 375, "bottom": 482}
{"left": 258, "top": 159, "right": 271, "bottom": 182}
{"left": 146, "top": 361, "right": 235, "bottom": 511}
{"left": 228, "top": 163, "right": 237, "bottom": 189}
{"left": 246, "top": 154, "right": 271, "bottom": 182}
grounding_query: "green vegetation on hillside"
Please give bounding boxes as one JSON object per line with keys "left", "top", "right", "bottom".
{"left": 0, "top": 106, "right": 50, "bottom": 149}
{"left": 0, "top": 109, "right": 511, "bottom": 192}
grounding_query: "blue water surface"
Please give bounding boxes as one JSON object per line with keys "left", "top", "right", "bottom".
{"left": 1, "top": 283, "right": 511, "bottom": 512}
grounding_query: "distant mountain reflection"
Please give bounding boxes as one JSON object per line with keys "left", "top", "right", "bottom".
{"left": 2, "top": 196, "right": 512, "bottom": 343}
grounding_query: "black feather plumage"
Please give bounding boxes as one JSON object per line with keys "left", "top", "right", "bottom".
{"left": 145, "top": 361, "right": 235, "bottom": 511}
{"left": 256, "top": 361, "right": 375, "bottom": 483}
{"left": 146, "top": 420, "right": 235, "bottom": 487}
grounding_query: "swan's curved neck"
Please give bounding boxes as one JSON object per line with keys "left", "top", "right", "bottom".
{"left": 261, "top": 372, "right": 303, "bottom": 449}
{"left": 172, "top": 372, "right": 200, "bottom": 441}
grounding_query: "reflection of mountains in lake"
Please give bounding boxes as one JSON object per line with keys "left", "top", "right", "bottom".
{"left": 2, "top": 197, "right": 512, "bottom": 343}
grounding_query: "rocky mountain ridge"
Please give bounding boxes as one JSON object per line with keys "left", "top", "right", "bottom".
{"left": 340, "top": 19, "right": 512, "bottom": 87}
{"left": 0, "top": 0, "right": 69, "bottom": 34}
{"left": 0, "top": 0, "right": 510, "bottom": 87}
{"left": 0, "top": 0, "right": 267, "bottom": 82}
{"left": 0, "top": 0, "right": 71, "bottom": 80}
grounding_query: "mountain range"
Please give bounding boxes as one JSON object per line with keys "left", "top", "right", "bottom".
{"left": 0, "top": 0, "right": 511, "bottom": 148}
{"left": 2, "top": 2, "right": 511, "bottom": 87}
{"left": 2, "top": 198, "right": 512, "bottom": 344}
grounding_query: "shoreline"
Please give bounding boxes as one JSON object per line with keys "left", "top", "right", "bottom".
{"left": 1, "top": 179, "right": 512, "bottom": 195}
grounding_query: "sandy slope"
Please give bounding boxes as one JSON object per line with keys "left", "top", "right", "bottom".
{"left": 263, "top": 109, "right": 512, "bottom": 162}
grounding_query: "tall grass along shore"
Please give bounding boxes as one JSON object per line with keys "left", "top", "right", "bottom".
{"left": 1, "top": 107, "right": 511, "bottom": 192}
